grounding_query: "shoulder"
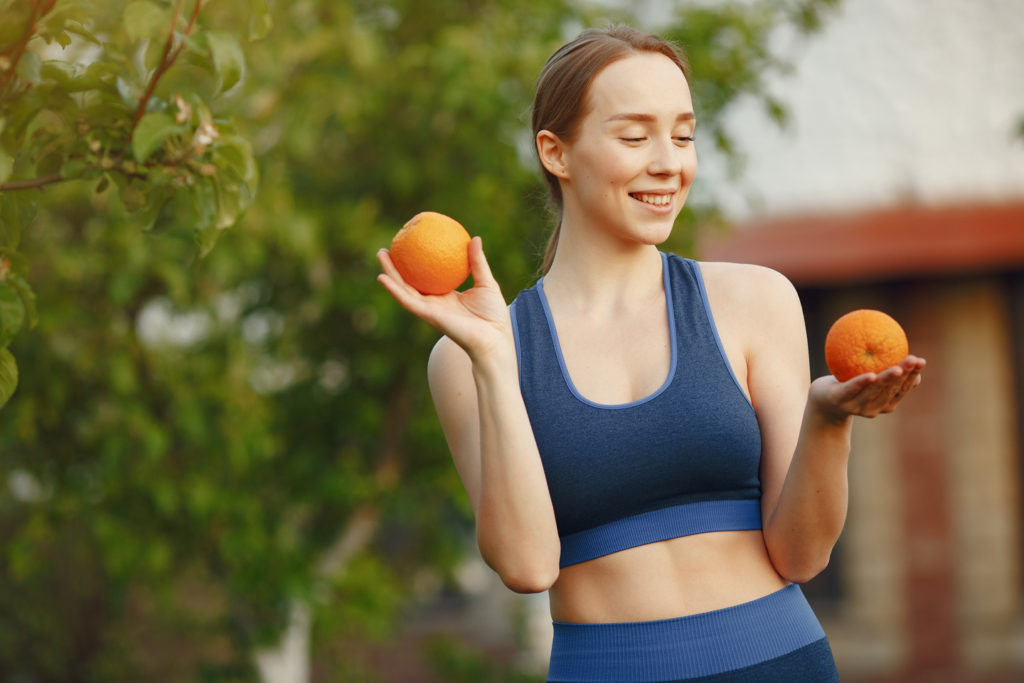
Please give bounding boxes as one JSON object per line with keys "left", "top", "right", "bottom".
{"left": 695, "top": 260, "right": 801, "bottom": 317}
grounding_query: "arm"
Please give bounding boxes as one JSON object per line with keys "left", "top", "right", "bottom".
{"left": 378, "top": 238, "right": 560, "bottom": 592}
{"left": 744, "top": 268, "right": 924, "bottom": 583}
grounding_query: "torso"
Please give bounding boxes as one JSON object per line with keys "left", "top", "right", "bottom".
{"left": 540, "top": 258, "right": 787, "bottom": 623}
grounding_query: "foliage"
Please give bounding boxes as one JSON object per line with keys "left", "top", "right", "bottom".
{"left": 0, "top": 0, "right": 263, "bottom": 406}
{"left": 0, "top": 0, "right": 839, "bottom": 680}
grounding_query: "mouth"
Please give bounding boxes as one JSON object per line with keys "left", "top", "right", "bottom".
{"left": 629, "top": 192, "right": 675, "bottom": 207}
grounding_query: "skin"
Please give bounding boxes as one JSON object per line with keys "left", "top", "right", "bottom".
{"left": 377, "top": 52, "right": 926, "bottom": 622}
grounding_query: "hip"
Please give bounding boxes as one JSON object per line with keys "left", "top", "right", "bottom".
{"left": 547, "top": 583, "right": 838, "bottom": 682}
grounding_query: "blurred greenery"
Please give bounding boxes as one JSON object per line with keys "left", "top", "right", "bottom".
{"left": 0, "top": 0, "right": 838, "bottom": 680}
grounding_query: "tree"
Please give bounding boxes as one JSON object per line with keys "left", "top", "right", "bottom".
{"left": 0, "top": 1, "right": 839, "bottom": 680}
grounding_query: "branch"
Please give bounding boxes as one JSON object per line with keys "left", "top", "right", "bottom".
{"left": 129, "top": 0, "right": 205, "bottom": 139}
{"left": 0, "top": 173, "right": 63, "bottom": 192}
{"left": 0, "top": 0, "right": 58, "bottom": 97}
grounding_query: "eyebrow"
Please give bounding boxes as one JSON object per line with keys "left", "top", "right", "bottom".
{"left": 605, "top": 112, "right": 696, "bottom": 123}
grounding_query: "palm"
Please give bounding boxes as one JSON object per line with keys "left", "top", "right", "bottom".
{"left": 377, "top": 237, "right": 513, "bottom": 358}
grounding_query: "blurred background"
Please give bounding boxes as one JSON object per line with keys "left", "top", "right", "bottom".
{"left": 0, "top": 0, "right": 1022, "bottom": 681}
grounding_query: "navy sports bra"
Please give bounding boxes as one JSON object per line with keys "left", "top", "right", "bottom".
{"left": 510, "top": 252, "right": 763, "bottom": 568}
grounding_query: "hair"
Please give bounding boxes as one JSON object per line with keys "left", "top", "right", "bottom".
{"left": 532, "top": 25, "right": 690, "bottom": 275}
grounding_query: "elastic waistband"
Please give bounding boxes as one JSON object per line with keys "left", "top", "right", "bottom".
{"left": 548, "top": 584, "right": 825, "bottom": 682}
{"left": 559, "top": 498, "right": 762, "bottom": 567}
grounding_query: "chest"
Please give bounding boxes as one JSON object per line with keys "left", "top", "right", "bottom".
{"left": 550, "top": 299, "right": 671, "bottom": 406}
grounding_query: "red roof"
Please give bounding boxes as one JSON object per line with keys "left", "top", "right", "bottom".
{"left": 696, "top": 202, "right": 1024, "bottom": 286}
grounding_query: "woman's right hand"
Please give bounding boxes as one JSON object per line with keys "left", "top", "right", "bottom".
{"left": 377, "top": 236, "right": 513, "bottom": 361}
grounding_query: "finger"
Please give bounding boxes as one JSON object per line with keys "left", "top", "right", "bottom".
{"left": 467, "top": 236, "right": 498, "bottom": 288}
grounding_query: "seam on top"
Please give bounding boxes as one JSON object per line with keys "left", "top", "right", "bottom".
{"left": 536, "top": 251, "right": 677, "bottom": 410}
{"left": 685, "top": 258, "right": 755, "bottom": 411}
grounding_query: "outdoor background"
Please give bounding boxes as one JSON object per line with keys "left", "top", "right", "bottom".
{"left": 1, "top": 1, "right": 1022, "bottom": 682}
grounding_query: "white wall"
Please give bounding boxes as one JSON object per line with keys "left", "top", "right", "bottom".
{"left": 693, "top": 0, "right": 1024, "bottom": 220}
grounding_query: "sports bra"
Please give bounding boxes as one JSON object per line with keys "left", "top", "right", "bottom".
{"left": 509, "top": 252, "right": 763, "bottom": 568}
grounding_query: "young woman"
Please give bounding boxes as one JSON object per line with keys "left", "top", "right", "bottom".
{"left": 378, "top": 24, "right": 925, "bottom": 683}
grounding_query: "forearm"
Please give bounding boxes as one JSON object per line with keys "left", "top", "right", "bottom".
{"left": 763, "top": 403, "right": 852, "bottom": 584}
{"left": 471, "top": 349, "right": 561, "bottom": 592}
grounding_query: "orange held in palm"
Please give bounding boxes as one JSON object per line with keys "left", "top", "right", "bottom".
{"left": 824, "top": 309, "right": 909, "bottom": 382}
{"left": 390, "top": 211, "right": 471, "bottom": 295}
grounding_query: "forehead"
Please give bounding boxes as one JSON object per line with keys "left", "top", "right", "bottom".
{"left": 586, "top": 52, "right": 693, "bottom": 119}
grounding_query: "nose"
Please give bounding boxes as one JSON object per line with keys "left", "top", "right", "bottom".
{"left": 648, "top": 136, "right": 686, "bottom": 176}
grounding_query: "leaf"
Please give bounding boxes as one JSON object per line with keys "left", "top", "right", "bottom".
{"left": 0, "top": 347, "right": 16, "bottom": 409}
{"left": 206, "top": 31, "right": 245, "bottom": 93}
{"left": 0, "top": 147, "right": 12, "bottom": 184}
{"left": 5, "top": 272, "right": 38, "bottom": 329}
{"left": 124, "top": 0, "right": 170, "bottom": 44}
{"left": 248, "top": 0, "right": 273, "bottom": 41}
{"left": 131, "top": 111, "right": 182, "bottom": 163}
{"left": 0, "top": 192, "right": 36, "bottom": 249}
{"left": 0, "top": 283, "right": 25, "bottom": 347}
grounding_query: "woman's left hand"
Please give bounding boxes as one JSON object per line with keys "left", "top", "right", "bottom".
{"left": 809, "top": 355, "right": 927, "bottom": 422}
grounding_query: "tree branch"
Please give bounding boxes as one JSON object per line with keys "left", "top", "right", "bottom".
{"left": 0, "top": 0, "right": 58, "bottom": 98}
{"left": 0, "top": 173, "right": 63, "bottom": 192}
{"left": 129, "top": 0, "right": 205, "bottom": 139}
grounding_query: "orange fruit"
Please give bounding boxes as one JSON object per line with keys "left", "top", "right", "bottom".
{"left": 825, "top": 309, "right": 909, "bottom": 382}
{"left": 390, "top": 211, "right": 471, "bottom": 295}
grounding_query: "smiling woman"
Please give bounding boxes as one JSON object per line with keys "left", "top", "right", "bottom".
{"left": 377, "top": 23, "right": 925, "bottom": 683}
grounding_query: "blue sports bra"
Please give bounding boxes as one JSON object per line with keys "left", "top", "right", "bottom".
{"left": 509, "top": 253, "right": 763, "bottom": 567}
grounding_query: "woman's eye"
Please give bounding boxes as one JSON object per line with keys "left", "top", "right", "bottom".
{"left": 621, "top": 137, "right": 646, "bottom": 143}
{"left": 675, "top": 136, "right": 695, "bottom": 144}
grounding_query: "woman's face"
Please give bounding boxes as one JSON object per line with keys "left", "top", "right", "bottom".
{"left": 558, "top": 52, "right": 698, "bottom": 247}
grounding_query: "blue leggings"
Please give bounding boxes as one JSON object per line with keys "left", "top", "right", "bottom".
{"left": 547, "top": 584, "right": 839, "bottom": 682}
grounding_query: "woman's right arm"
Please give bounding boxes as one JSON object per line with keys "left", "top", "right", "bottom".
{"left": 377, "top": 237, "right": 560, "bottom": 592}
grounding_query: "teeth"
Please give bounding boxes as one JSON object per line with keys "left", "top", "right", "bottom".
{"left": 633, "top": 193, "right": 671, "bottom": 206}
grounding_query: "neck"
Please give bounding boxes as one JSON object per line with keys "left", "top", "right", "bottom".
{"left": 542, "top": 218, "right": 664, "bottom": 311}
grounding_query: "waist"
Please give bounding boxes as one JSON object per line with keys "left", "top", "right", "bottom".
{"left": 558, "top": 498, "right": 762, "bottom": 567}
{"left": 547, "top": 583, "right": 829, "bottom": 682}
{"left": 549, "top": 528, "right": 787, "bottom": 624}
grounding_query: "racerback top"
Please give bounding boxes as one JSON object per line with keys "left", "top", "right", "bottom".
{"left": 509, "top": 252, "right": 763, "bottom": 568}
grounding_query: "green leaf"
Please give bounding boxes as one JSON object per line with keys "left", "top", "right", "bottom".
{"left": 0, "top": 147, "right": 12, "bottom": 184}
{"left": 131, "top": 111, "right": 182, "bottom": 163}
{"left": 59, "top": 157, "right": 87, "bottom": 179}
{"left": 248, "top": 0, "right": 273, "bottom": 40}
{"left": 207, "top": 31, "right": 245, "bottom": 93}
{"left": 0, "top": 192, "right": 36, "bottom": 249}
{"left": 0, "top": 283, "right": 25, "bottom": 347}
{"left": 124, "top": 0, "right": 170, "bottom": 44}
{"left": 5, "top": 272, "right": 37, "bottom": 329}
{"left": 0, "top": 347, "right": 16, "bottom": 408}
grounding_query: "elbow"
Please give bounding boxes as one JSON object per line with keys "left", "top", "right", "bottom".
{"left": 775, "top": 554, "right": 830, "bottom": 585}
{"left": 480, "top": 542, "right": 560, "bottom": 593}
{"left": 497, "top": 562, "right": 559, "bottom": 594}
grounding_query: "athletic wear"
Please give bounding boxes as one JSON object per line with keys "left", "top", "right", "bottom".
{"left": 547, "top": 585, "right": 839, "bottom": 682}
{"left": 508, "top": 252, "right": 838, "bottom": 681}
{"left": 510, "top": 252, "right": 762, "bottom": 567}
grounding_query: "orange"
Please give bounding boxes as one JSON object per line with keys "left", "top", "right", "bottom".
{"left": 824, "top": 309, "right": 909, "bottom": 382}
{"left": 389, "top": 211, "right": 471, "bottom": 295}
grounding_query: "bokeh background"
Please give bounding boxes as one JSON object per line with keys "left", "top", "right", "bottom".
{"left": 1, "top": 0, "right": 1022, "bottom": 681}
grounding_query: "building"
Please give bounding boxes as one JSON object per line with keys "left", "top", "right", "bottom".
{"left": 695, "top": 1, "right": 1024, "bottom": 679}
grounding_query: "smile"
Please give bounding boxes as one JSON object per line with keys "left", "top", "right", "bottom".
{"left": 630, "top": 192, "right": 673, "bottom": 206}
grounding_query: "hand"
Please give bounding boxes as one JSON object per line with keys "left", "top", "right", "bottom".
{"left": 810, "top": 355, "right": 927, "bottom": 422}
{"left": 377, "top": 236, "right": 514, "bottom": 361}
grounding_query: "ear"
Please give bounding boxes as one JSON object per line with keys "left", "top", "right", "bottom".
{"left": 536, "top": 130, "right": 570, "bottom": 180}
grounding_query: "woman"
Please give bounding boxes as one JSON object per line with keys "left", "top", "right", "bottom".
{"left": 377, "top": 25, "right": 925, "bottom": 682}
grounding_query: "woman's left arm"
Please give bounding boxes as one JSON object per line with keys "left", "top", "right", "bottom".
{"left": 745, "top": 268, "right": 925, "bottom": 584}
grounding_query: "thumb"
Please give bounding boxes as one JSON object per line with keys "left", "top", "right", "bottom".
{"left": 468, "top": 236, "right": 499, "bottom": 288}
